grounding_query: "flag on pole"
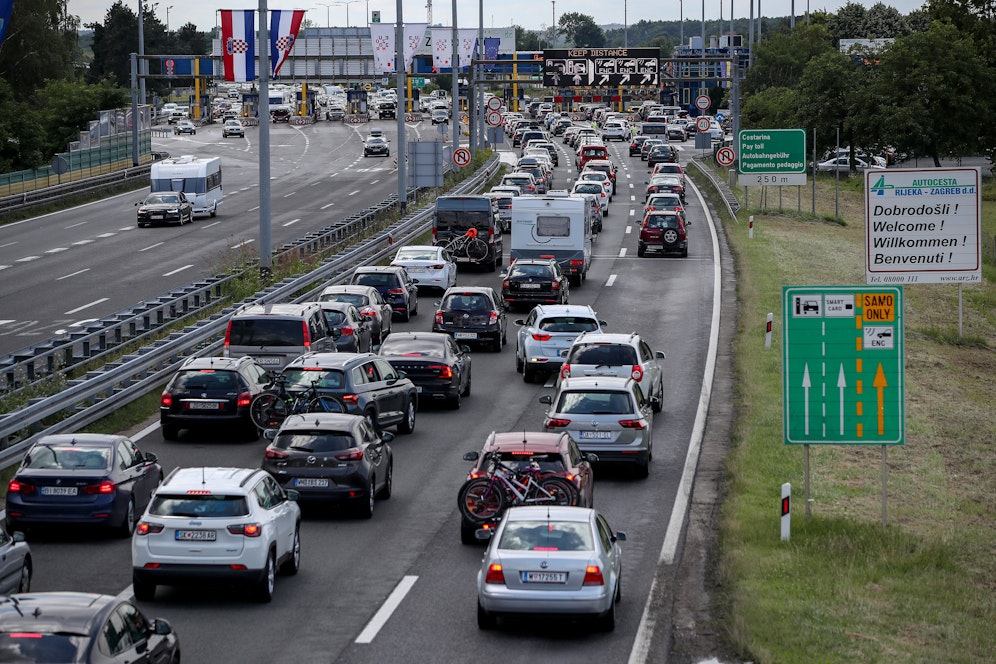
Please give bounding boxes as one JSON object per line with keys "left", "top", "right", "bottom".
{"left": 270, "top": 9, "right": 305, "bottom": 76}
{"left": 457, "top": 29, "right": 477, "bottom": 70}
{"left": 220, "top": 10, "right": 256, "bottom": 82}
{"left": 370, "top": 22, "right": 395, "bottom": 73}
{"left": 431, "top": 28, "right": 451, "bottom": 70}
{"left": 403, "top": 24, "right": 428, "bottom": 72}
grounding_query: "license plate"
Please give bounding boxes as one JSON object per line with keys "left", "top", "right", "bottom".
{"left": 520, "top": 283, "right": 542, "bottom": 289}
{"left": 579, "top": 431, "right": 613, "bottom": 439}
{"left": 254, "top": 356, "right": 282, "bottom": 366}
{"left": 405, "top": 267, "right": 426, "bottom": 272}
{"left": 522, "top": 571, "right": 567, "bottom": 583}
{"left": 415, "top": 386, "right": 423, "bottom": 393}
{"left": 41, "top": 486, "right": 78, "bottom": 496}
{"left": 151, "top": 215, "right": 164, "bottom": 219}
{"left": 453, "top": 332, "right": 478, "bottom": 340}
{"left": 175, "top": 529, "right": 216, "bottom": 541}
{"left": 187, "top": 402, "right": 221, "bottom": 410}
{"left": 294, "top": 478, "right": 330, "bottom": 488}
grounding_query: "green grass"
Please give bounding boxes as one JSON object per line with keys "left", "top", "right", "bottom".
{"left": 706, "top": 168, "right": 996, "bottom": 662}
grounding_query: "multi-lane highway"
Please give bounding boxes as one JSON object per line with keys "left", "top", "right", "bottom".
{"left": 13, "top": 123, "right": 726, "bottom": 663}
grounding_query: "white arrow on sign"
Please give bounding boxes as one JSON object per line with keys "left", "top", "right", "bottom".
{"left": 641, "top": 73, "right": 654, "bottom": 84}
{"left": 598, "top": 74, "right": 610, "bottom": 85}
{"left": 573, "top": 74, "right": 583, "bottom": 85}
{"left": 837, "top": 364, "right": 846, "bottom": 435}
{"left": 620, "top": 74, "right": 630, "bottom": 84}
{"left": 802, "top": 363, "right": 812, "bottom": 436}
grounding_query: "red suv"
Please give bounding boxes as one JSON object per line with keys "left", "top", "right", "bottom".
{"left": 638, "top": 211, "right": 688, "bottom": 257}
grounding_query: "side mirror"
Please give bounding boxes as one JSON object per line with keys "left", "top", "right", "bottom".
{"left": 331, "top": 328, "right": 342, "bottom": 340}
{"left": 655, "top": 351, "right": 666, "bottom": 360}
{"left": 460, "top": 345, "right": 472, "bottom": 353}
{"left": 514, "top": 319, "right": 525, "bottom": 326}
{"left": 144, "top": 452, "right": 159, "bottom": 465}
{"left": 380, "top": 431, "right": 395, "bottom": 443}
{"left": 12, "top": 531, "right": 26, "bottom": 543}
{"left": 585, "top": 453, "right": 599, "bottom": 463}
{"left": 152, "top": 618, "right": 175, "bottom": 636}
{"left": 462, "top": 451, "right": 480, "bottom": 461}
{"left": 612, "top": 531, "right": 627, "bottom": 543}
{"left": 599, "top": 320, "right": 608, "bottom": 327}
{"left": 263, "top": 428, "right": 278, "bottom": 441}
{"left": 285, "top": 489, "right": 300, "bottom": 502}
{"left": 538, "top": 395, "right": 553, "bottom": 405}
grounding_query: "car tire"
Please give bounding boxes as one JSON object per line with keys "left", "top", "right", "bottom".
{"left": 358, "top": 478, "right": 376, "bottom": 519}
{"left": 16, "top": 559, "right": 31, "bottom": 593}
{"left": 637, "top": 245, "right": 647, "bottom": 258}
{"left": 400, "top": 307, "right": 411, "bottom": 323}
{"left": 279, "top": 527, "right": 301, "bottom": 575}
{"left": 448, "top": 389, "right": 461, "bottom": 410}
{"left": 461, "top": 371, "right": 471, "bottom": 397}
{"left": 253, "top": 551, "right": 276, "bottom": 602}
{"left": 491, "top": 336, "right": 502, "bottom": 353}
{"left": 522, "top": 365, "right": 537, "bottom": 384}
{"left": 477, "top": 601, "right": 497, "bottom": 630}
{"left": 652, "top": 379, "right": 664, "bottom": 413}
{"left": 161, "top": 423, "right": 179, "bottom": 440}
{"left": 397, "top": 398, "right": 416, "bottom": 434}
{"left": 364, "top": 409, "right": 380, "bottom": 434}
{"left": 515, "top": 350, "right": 524, "bottom": 373}
{"left": 377, "top": 462, "right": 393, "bottom": 499}
{"left": 635, "top": 455, "right": 651, "bottom": 479}
{"left": 598, "top": 596, "right": 616, "bottom": 632}
{"left": 133, "top": 575, "right": 156, "bottom": 601}
{"left": 681, "top": 246, "right": 688, "bottom": 258}
{"left": 117, "top": 498, "right": 136, "bottom": 537}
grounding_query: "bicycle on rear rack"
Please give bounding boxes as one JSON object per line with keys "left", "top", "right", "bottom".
{"left": 249, "top": 373, "right": 345, "bottom": 430}
{"left": 457, "top": 454, "right": 580, "bottom": 525}
{"left": 443, "top": 233, "right": 489, "bottom": 262}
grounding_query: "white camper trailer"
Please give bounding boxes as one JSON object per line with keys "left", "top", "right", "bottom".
{"left": 510, "top": 193, "right": 594, "bottom": 285}
{"left": 149, "top": 155, "right": 223, "bottom": 217}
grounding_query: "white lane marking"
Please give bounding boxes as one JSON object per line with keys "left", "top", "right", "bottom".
{"left": 370, "top": 179, "right": 380, "bottom": 185}
{"left": 348, "top": 190, "right": 361, "bottom": 196}
{"left": 68, "top": 318, "right": 98, "bottom": 327}
{"left": 133, "top": 421, "right": 163, "bottom": 442}
{"left": 320, "top": 202, "right": 335, "bottom": 210}
{"left": 162, "top": 264, "right": 194, "bottom": 277}
{"left": 606, "top": 274, "right": 617, "bottom": 287}
{"left": 625, "top": 226, "right": 632, "bottom": 234}
{"left": 543, "top": 374, "right": 557, "bottom": 388}
{"left": 0, "top": 242, "right": 16, "bottom": 249}
{"left": 629, "top": 182, "right": 634, "bottom": 187}
{"left": 45, "top": 247, "right": 69, "bottom": 254}
{"left": 118, "top": 226, "right": 134, "bottom": 231}
{"left": 354, "top": 575, "right": 418, "bottom": 644}
{"left": 139, "top": 242, "right": 164, "bottom": 252}
{"left": 65, "top": 222, "right": 88, "bottom": 229}
{"left": 248, "top": 206, "right": 260, "bottom": 212}
{"left": 16, "top": 256, "right": 40, "bottom": 262}
{"left": 57, "top": 268, "right": 90, "bottom": 280}
{"left": 64, "top": 298, "right": 108, "bottom": 315}
{"left": 200, "top": 221, "right": 221, "bottom": 229}
{"left": 628, "top": 174, "right": 723, "bottom": 664}
{"left": 231, "top": 239, "right": 254, "bottom": 249}
{"left": 283, "top": 191, "right": 297, "bottom": 198}
{"left": 328, "top": 172, "right": 338, "bottom": 177}
{"left": 283, "top": 218, "right": 301, "bottom": 227}
{"left": 629, "top": 209, "right": 636, "bottom": 216}
{"left": 0, "top": 320, "right": 13, "bottom": 325}
{"left": 96, "top": 232, "right": 116, "bottom": 238}
{"left": 72, "top": 240, "right": 94, "bottom": 246}
{"left": 618, "top": 248, "right": 627, "bottom": 258}
{"left": 0, "top": 266, "right": 8, "bottom": 271}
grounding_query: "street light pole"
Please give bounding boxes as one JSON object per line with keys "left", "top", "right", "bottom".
{"left": 166, "top": 5, "right": 173, "bottom": 32}
{"left": 624, "top": 0, "right": 628, "bottom": 48}
{"left": 334, "top": 0, "right": 361, "bottom": 27}
{"left": 315, "top": 2, "right": 332, "bottom": 27}
{"left": 137, "top": 0, "right": 146, "bottom": 104}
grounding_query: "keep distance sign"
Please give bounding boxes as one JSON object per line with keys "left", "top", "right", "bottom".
{"left": 453, "top": 147, "right": 472, "bottom": 168}
{"left": 486, "top": 111, "right": 503, "bottom": 127}
{"left": 716, "top": 146, "right": 736, "bottom": 166}
{"left": 696, "top": 116, "right": 711, "bottom": 132}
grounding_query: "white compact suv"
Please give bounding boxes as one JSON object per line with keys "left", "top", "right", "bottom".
{"left": 559, "top": 332, "right": 666, "bottom": 413}
{"left": 132, "top": 467, "right": 301, "bottom": 603}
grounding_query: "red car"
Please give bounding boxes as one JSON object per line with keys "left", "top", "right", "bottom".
{"left": 639, "top": 210, "right": 688, "bottom": 257}
{"left": 459, "top": 431, "right": 596, "bottom": 544}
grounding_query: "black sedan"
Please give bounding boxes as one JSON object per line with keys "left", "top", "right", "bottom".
{"left": 159, "top": 355, "right": 271, "bottom": 440}
{"left": 262, "top": 413, "right": 393, "bottom": 518}
{"left": 363, "top": 136, "right": 390, "bottom": 157}
{"left": 0, "top": 592, "right": 180, "bottom": 663}
{"left": 647, "top": 145, "right": 677, "bottom": 166}
{"left": 432, "top": 287, "right": 508, "bottom": 352}
{"left": 5, "top": 434, "right": 163, "bottom": 537}
{"left": 379, "top": 332, "right": 472, "bottom": 409}
{"left": 500, "top": 259, "right": 570, "bottom": 311}
{"left": 136, "top": 192, "right": 193, "bottom": 227}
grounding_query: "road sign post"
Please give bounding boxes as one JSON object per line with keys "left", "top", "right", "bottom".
{"left": 738, "top": 129, "right": 807, "bottom": 186}
{"left": 452, "top": 147, "right": 471, "bottom": 168}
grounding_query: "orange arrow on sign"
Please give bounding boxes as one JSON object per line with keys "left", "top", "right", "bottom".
{"left": 874, "top": 363, "right": 888, "bottom": 435}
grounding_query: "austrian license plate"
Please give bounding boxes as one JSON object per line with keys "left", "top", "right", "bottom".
{"left": 453, "top": 332, "right": 478, "bottom": 340}
{"left": 254, "top": 356, "right": 282, "bottom": 366}
{"left": 41, "top": 486, "right": 78, "bottom": 496}
{"left": 175, "top": 529, "right": 216, "bottom": 541}
{"left": 579, "top": 431, "right": 613, "bottom": 440}
{"left": 522, "top": 571, "right": 567, "bottom": 583}
{"left": 187, "top": 402, "right": 221, "bottom": 410}
{"left": 294, "top": 478, "right": 330, "bottom": 488}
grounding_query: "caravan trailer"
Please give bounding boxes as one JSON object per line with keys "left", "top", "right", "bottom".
{"left": 150, "top": 155, "right": 223, "bottom": 218}
{"left": 510, "top": 193, "right": 594, "bottom": 286}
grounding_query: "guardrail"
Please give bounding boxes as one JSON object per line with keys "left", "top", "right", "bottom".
{"left": 0, "top": 155, "right": 500, "bottom": 468}
{"left": 0, "top": 165, "right": 152, "bottom": 217}
{"left": 688, "top": 157, "right": 741, "bottom": 217}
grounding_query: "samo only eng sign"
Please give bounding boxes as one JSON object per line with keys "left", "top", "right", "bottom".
{"left": 865, "top": 167, "right": 981, "bottom": 284}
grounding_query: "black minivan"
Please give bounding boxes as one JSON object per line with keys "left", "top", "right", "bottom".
{"left": 432, "top": 195, "right": 503, "bottom": 272}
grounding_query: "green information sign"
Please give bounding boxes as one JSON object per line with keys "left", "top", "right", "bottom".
{"left": 783, "top": 286, "right": 904, "bottom": 445}
{"left": 738, "top": 128, "right": 807, "bottom": 186}
{"left": 410, "top": 78, "right": 427, "bottom": 88}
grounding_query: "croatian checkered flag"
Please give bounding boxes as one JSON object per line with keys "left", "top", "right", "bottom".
{"left": 270, "top": 9, "right": 305, "bottom": 77}
{"left": 220, "top": 10, "right": 256, "bottom": 82}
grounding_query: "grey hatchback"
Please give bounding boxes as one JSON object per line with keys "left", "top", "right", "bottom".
{"left": 280, "top": 353, "right": 417, "bottom": 434}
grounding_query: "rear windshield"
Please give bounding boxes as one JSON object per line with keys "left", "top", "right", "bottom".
{"left": 510, "top": 264, "right": 553, "bottom": 278}
{"left": 498, "top": 520, "right": 594, "bottom": 551}
{"left": 149, "top": 494, "right": 250, "bottom": 517}
{"left": 171, "top": 369, "right": 240, "bottom": 391}
{"left": 379, "top": 336, "right": 444, "bottom": 356}
{"left": 282, "top": 368, "right": 346, "bottom": 390}
{"left": 556, "top": 390, "right": 633, "bottom": 415}
{"left": 320, "top": 293, "right": 366, "bottom": 307}
{"left": 645, "top": 215, "right": 681, "bottom": 229}
{"left": 353, "top": 272, "right": 398, "bottom": 288}
{"left": 568, "top": 343, "right": 638, "bottom": 365}
{"left": 537, "top": 317, "right": 599, "bottom": 333}
{"left": 574, "top": 184, "right": 602, "bottom": 195}
{"left": 0, "top": 634, "right": 84, "bottom": 662}
{"left": 443, "top": 294, "right": 493, "bottom": 312}
{"left": 490, "top": 452, "right": 566, "bottom": 474}
{"left": 227, "top": 319, "right": 304, "bottom": 347}
{"left": 434, "top": 210, "right": 492, "bottom": 233}
{"left": 24, "top": 445, "right": 109, "bottom": 470}
{"left": 273, "top": 431, "right": 356, "bottom": 453}
{"left": 394, "top": 248, "right": 437, "bottom": 261}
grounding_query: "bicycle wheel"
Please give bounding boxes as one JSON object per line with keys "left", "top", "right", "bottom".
{"left": 458, "top": 478, "right": 507, "bottom": 524}
{"left": 538, "top": 477, "right": 580, "bottom": 507}
{"left": 466, "top": 238, "right": 489, "bottom": 261}
{"left": 250, "top": 393, "right": 290, "bottom": 430}
{"left": 307, "top": 395, "right": 345, "bottom": 414}
{"left": 441, "top": 237, "right": 467, "bottom": 259}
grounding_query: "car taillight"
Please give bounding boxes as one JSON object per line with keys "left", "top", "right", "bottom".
{"left": 237, "top": 392, "right": 252, "bottom": 407}
{"left": 429, "top": 264, "right": 445, "bottom": 270}
{"left": 430, "top": 364, "right": 454, "bottom": 379}
{"left": 264, "top": 448, "right": 288, "bottom": 460}
{"left": 646, "top": 206, "right": 656, "bottom": 212}
{"left": 583, "top": 565, "right": 605, "bottom": 586}
{"left": 223, "top": 322, "right": 232, "bottom": 355}
{"left": 484, "top": 563, "right": 506, "bottom": 585}
{"left": 544, "top": 418, "right": 571, "bottom": 428}
{"left": 532, "top": 333, "right": 552, "bottom": 341}
{"left": 434, "top": 311, "right": 443, "bottom": 325}
{"left": 560, "top": 364, "right": 571, "bottom": 379}
{"left": 136, "top": 522, "right": 164, "bottom": 536}
{"left": 550, "top": 280, "right": 560, "bottom": 291}
{"left": 360, "top": 307, "right": 376, "bottom": 317}
{"left": 161, "top": 391, "right": 173, "bottom": 407}
{"left": 432, "top": 228, "right": 438, "bottom": 244}
{"left": 302, "top": 321, "right": 311, "bottom": 350}
{"left": 340, "top": 326, "right": 355, "bottom": 336}
{"left": 228, "top": 523, "right": 263, "bottom": 537}
{"left": 7, "top": 480, "right": 34, "bottom": 494}
{"left": 335, "top": 449, "right": 364, "bottom": 461}
{"left": 83, "top": 481, "right": 115, "bottom": 495}
{"left": 489, "top": 311, "right": 498, "bottom": 324}
{"left": 341, "top": 394, "right": 359, "bottom": 405}
{"left": 631, "top": 365, "right": 644, "bottom": 381}
{"left": 570, "top": 259, "right": 584, "bottom": 267}
{"left": 388, "top": 288, "right": 405, "bottom": 295}
{"left": 502, "top": 278, "right": 510, "bottom": 289}
{"left": 619, "top": 419, "right": 647, "bottom": 429}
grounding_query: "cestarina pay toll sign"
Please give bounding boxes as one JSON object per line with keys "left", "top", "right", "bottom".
{"left": 865, "top": 167, "right": 981, "bottom": 284}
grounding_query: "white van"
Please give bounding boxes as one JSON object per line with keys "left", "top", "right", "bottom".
{"left": 510, "top": 193, "right": 594, "bottom": 286}
{"left": 150, "top": 155, "right": 223, "bottom": 218}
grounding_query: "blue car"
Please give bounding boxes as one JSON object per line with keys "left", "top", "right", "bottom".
{"left": 5, "top": 434, "right": 163, "bottom": 537}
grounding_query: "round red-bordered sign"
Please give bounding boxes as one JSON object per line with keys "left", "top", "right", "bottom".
{"left": 695, "top": 94, "right": 711, "bottom": 111}
{"left": 486, "top": 111, "right": 503, "bottom": 127}
{"left": 453, "top": 147, "right": 472, "bottom": 167}
{"left": 716, "top": 146, "right": 736, "bottom": 166}
{"left": 487, "top": 96, "right": 502, "bottom": 111}
{"left": 696, "top": 117, "right": 711, "bottom": 132}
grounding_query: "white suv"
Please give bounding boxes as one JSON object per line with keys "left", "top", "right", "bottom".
{"left": 559, "top": 332, "right": 666, "bottom": 413}
{"left": 132, "top": 467, "right": 301, "bottom": 603}
{"left": 601, "top": 121, "right": 631, "bottom": 141}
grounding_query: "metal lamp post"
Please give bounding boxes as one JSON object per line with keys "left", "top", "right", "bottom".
{"left": 334, "top": 0, "right": 361, "bottom": 27}
{"left": 315, "top": 2, "right": 333, "bottom": 27}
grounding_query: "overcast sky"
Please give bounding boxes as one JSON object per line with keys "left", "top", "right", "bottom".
{"left": 70, "top": 0, "right": 928, "bottom": 33}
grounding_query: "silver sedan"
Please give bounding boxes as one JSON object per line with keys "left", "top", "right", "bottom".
{"left": 0, "top": 526, "right": 31, "bottom": 595}
{"left": 476, "top": 506, "right": 626, "bottom": 631}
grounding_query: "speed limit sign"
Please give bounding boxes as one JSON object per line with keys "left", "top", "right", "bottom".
{"left": 695, "top": 94, "right": 711, "bottom": 111}
{"left": 453, "top": 147, "right": 472, "bottom": 167}
{"left": 696, "top": 116, "right": 711, "bottom": 133}
{"left": 716, "top": 146, "right": 736, "bottom": 166}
